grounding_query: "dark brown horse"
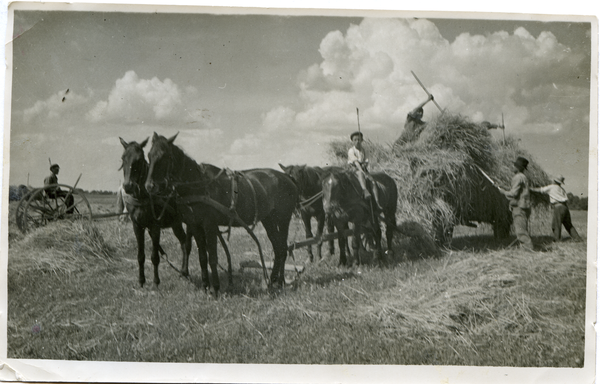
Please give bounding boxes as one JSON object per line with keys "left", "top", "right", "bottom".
{"left": 279, "top": 164, "right": 342, "bottom": 262}
{"left": 119, "top": 137, "right": 192, "bottom": 288}
{"left": 144, "top": 133, "right": 298, "bottom": 291}
{"left": 322, "top": 169, "right": 398, "bottom": 266}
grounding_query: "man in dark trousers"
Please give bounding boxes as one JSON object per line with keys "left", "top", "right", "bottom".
{"left": 531, "top": 175, "right": 583, "bottom": 242}
{"left": 44, "top": 164, "right": 75, "bottom": 214}
{"left": 498, "top": 157, "right": 534, "bottom": 251}
{"left": 395, "top": 93, "right": 434, "bottom": 145}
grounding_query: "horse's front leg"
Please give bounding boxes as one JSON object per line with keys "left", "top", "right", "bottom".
{"left": 374, "top": 220, "right": 384, "bottom": 262}
{"left": 206, "top": 226, "right": 220, "bottom": 296}
{"left": 351, "top": 223, "right": 361, "bottom": 266}
{"left": 149, "top": 226, "right": 161, "bottom": 288}
{"left": 326, "top": 216, "right": 336, "bottom": 257}
{"left": 133, "top": 222, "right": 146, "bottom": 287}
{"left": 301, "top": 210, "right": 315, "bottom": 262}
{"left": 385, "top": 215, "right": 396, "bottom": 259}
{"left": 171, "top": 223, "right": 191, "bottom": 277}
{"left": 193, "top": 225, "right": 210, "bottom": 293}
{"left": 263, "top": 216, "right": 290, "bottom": 287}
{"left": 335, "top": 219, "right": 348, "bottom": 266}
{"left": 315, "top": 210, "right": 326, "bottom": 261}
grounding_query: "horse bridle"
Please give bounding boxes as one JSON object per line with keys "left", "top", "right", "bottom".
{"left": 128, "top": 148, "right": 176, "bottom": 221}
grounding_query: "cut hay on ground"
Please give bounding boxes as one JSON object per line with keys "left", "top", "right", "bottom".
{"left": 329, "top": 113, "right": 552, "bottom": 247}
{"left": 8, "top": 221, "right": 119, "bottom": 275}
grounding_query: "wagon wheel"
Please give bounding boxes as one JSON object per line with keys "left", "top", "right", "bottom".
{"left": 15, "top": 189, "right": 37, "bottom": 231}
{"left": 17, "top": 185, "right": 92, "bottom": 233}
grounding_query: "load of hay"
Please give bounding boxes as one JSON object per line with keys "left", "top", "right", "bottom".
{"left": 329, "top": 113, "right": 551, "bottom": 248}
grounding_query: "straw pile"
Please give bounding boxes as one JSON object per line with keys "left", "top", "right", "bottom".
{"left": 329, "top": 113, "right": 551, "bottom": 247}
{"left": 9, "top": 221, "right": 117, "bottom": 274}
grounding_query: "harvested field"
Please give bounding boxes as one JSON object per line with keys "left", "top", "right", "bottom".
{"left": 5, "top": 193, "right": 590, "bottom": 372}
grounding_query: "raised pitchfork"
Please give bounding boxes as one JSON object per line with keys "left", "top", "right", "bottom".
{"left": 411, "top": 70, "right": 443, "bottom": 113}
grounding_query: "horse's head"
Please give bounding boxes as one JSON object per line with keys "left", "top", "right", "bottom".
{"left": 119, "top": 137, "right": 148, "bottom": 196}
{"left": 145, "top": 132, "right": 179, "bottom": 195}
{"left": 322, "top": 170, "right": 366, "bottom": 220}
{"left": 322, "top": 172, "right": 346, "bottom": 220}
{"left": 279, "top": 164, "right": 304, "bottom": 185}
{"left": 279, "top": 164, "right": 321, "bottom": 197}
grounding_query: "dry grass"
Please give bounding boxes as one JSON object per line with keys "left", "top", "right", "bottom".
{"left": 8, "top": 220, "right": 122, "bottom": 275}
{"left": 5, "top": 196, "right": 587, "bottom": 367}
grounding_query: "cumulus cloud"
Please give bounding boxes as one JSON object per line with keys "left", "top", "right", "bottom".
{"left": 262, "top": 18, "right": 588, "bottom": 141}
{"left": 86, "top": 70, "right": 204, "bottom": 126}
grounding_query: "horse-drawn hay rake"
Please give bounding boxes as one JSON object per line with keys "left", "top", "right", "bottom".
{"left": 14, "top": 179, "right": 126, "bottom": 234}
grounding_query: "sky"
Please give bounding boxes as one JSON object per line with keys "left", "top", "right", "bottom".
{"left": 5, "top": 6, "right": 594, "bottom": 196}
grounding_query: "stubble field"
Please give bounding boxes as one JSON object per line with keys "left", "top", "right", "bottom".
{"left": 5, "top": 193, "right": 590, "bottom": 367}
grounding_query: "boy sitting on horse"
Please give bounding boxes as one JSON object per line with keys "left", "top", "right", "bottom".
{"left": 347, "top": 131, "right": 382, "bottom": 210}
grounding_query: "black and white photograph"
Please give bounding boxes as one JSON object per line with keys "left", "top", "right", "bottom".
{"left": 0, "top": 2, "right": 597, "bottom": 383}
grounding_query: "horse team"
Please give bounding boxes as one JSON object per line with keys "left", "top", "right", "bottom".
{"left": 120, "top": 132, "right": 398, "bottom": 294}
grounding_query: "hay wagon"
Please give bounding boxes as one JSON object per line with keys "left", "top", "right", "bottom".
{"left": 14, "top": 179, "right": 125, "bottom": 234}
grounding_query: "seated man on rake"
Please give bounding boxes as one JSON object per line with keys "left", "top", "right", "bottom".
{"left": 347, "top": 130, "right": 382, "bottom": 210}
{"left": 44, "top": 163, "right": 75, "bottom": 214}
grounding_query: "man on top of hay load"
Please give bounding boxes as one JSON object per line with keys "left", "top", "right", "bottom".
{"left": 347, "top": 131, "right": 382, "bottom": 209}
{"left": 395, "top": 93, "right": 435, "bottom": 145}
{"left": 498, "top": 157, "right": 534, "bottom": 251}
{"left": 530, "top": 175, "right": 583, "bottom": 242}
{"left": 44, "top": 163, "right": 75, "bottom": 214}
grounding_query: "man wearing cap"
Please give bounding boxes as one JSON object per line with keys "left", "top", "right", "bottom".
{"left": 347, "top": 130, "right": 381, "bottom": 209}
{"left": 498, "top": 157, "right": 534, "bottom": 251}
{"left": 395, "top": 94, "right": 434, "bottom": 145}
{"left": 530, "top": 176, "right": 582, "bottom": 242}
{"left": 44, "top": 164, "right": 74, "bottom": 214}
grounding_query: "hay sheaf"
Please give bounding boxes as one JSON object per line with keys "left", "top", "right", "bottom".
{"left": 9, "top": 221, "right": 117, "bottom": 274}
{"left": 328, "top": 113, "right": 551, "bottom": 246}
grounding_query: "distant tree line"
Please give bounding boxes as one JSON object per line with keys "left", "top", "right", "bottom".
{"left": 8, "top": 186, "right": 117, "bottom": 201}
{"left": 567, "top": 193, "right": 588, "bottom": 211}
{"left": 84, "top": 190, "right": 117, "bottom": 195}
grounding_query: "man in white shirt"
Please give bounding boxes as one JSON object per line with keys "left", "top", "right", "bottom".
{"left": 530, "top": 175, "right": 582, "bottom": 242}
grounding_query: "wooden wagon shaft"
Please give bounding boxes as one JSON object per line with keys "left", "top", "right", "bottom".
{"left": 240, "top": 260, "right": 305, "bottom": 274}
{"left": 91, "top": 212, "right": 130, "bottom": 219}
{"left": 287, "top": 228, "right": 355, "bottom": 252}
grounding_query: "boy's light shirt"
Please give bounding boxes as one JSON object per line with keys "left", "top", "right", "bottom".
{"left": 347, "top": 146, "right": 366, "bottom": 165}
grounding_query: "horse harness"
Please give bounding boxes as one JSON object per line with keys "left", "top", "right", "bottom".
{"left": 172, "top": 167, "right": 260, "bottom": 236}
{"left": 124, "top": 191, "right": 177, "bottom": 221}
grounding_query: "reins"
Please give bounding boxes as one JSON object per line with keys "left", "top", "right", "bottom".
{"left": 175, "top": 193, "right": 270, "bottom": 287}
{"left": 148, "top": 190, "right": 177, "bottom": 221}
{"left": 299, "top": 191, "right": 323, "bottom": 209}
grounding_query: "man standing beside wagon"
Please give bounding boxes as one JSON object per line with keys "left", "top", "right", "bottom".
{"left": 530, "top": 175, "right": 583, "bottom": 242}
{"left": 498, "top": 157, "right": 535, "bottom": 251}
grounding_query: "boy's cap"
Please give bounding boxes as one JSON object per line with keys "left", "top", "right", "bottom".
{"left": 350, "top": 131, "right": 363, "bottom": 140}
